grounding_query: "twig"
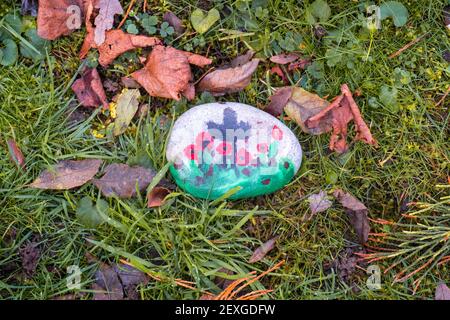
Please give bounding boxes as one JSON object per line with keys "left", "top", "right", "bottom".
{"left": 143, "top": 0, "right": 148, "bottom": 12}
{"left": 435, "top": 86, "right": 450, "bottom": 107}
{"left": 118, "top": 0, "right": 137, "bottom": 29}
{"left": 388, "top": 33, "right": 429, "bottom": 59}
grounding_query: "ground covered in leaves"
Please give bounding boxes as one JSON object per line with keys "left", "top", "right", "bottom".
{"left": 0, "top": 0, "right": 449, "bottom": 300}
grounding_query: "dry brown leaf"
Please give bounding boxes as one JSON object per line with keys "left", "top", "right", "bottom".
{"left": 197, "top": 54, "right": 259, "bottom": 96}
{"left": 285, "top": 87, "right": 332, "bottom": 135}
{"left": 270, "top": 53, "right": 299, "bottom": 64}
{"left": 249, "top": 236, "right": 278, "bottom": 264}
{"left": 147, "top": 186, "right": 171, "bottom": 208}
{"left": 29, "top": 159, "right": 102, "bottom": 190}
{"left": 20, "top": 236, "right": 41, "bottom": 277}
{"left": 131, "top": 45, "right": 211, "bottom": 100}
{"left": 79, "top": 2, "right": 161, "bottom": 66}
{"left": 7, "top": 139, "right": 26, "bottom": 170}
{"left": 93, "top": 0, "right": 123, "bottom": 45}
{"left": 71, "top": 67, "right": 109, "bottom": 108}
{"left": 266, "top": 85, "right": 376, "bottom": 153}
{"left": 163, "top": 11, "right": 185, "bottom": 35}
{"left": 307, "top": 190, "right": 332, "bottom": 218}
{"left": 92, "top": 261, "right": 148, "bottom": 300}
{"left": 306, "top": 84, "right": 377, "bottom": 153}
{"left": 37, "top": 0, "right": 85, "bottom": 40}
{"left": 92, "top": 163, "right": 156, "bottom": 198}
{"left": 333, "top": 189, "right": 370, "bottom": 244}
{"left": 85, "top": 30, "right": 161, "bottom": 66}
{"left": 435, "top": 282, "right": 450, "bottom": 300}
{"left": 265, "top": 87, "right": 293, "bottom": 117}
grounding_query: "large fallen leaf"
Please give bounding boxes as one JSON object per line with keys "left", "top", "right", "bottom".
{"left": 94, "top": 0, "right": 123, "bottom": 45}
{"left": 307, "top": 190, "right": 332, "bottom": 219}
{"left": 29, "top": 159, "right": 102, "bottom": 190}
{"left": 71, "top": 67, "right": 109, "bottom": 108}
{"left": 113, "top": 89, "right": 140, "bottom": 136}
{"left": 7, "top": 139, "right": 26, "bottom": 170}
{"left": 92, "top": 163, "right": 156, "bottom": 198}
{"left": 197, "top": 53, "right": 259, "bottom": 96}
{"left": 76, "top": 196, "right": 107, "bottom": 228}
{"left": 37, "top": 0, "right": 85, "bottom": 40}
{"left": 435, "top": 282, "right": 450, "bottom": 300}
{"left": 79, "top": 1, "right": 160, "bottom": 66}
{"left": 267, "top": 84, "right": 376, "bottom": 153}
{"left": 265, "top": 87, "right": 331, "bottom": 134}
{"left": 83, "top": 29, "right": 161, "bottom": 67}
{"left": 285, "top": 87, "right": 332, "bottom": 134}
{"left": 163, "top": 12, "right": 185, "bottom": 35}
{"left": 131, "top": 45, "right": 211, "bottom": 100}
{"left": 249, "top": 236, "right": 278, "bottom": 263}
{"left": 333, "top": 189, "right": 370, "bottom": 244}
{"left": 190, "top": 8, "right": 220, "bottom": 34}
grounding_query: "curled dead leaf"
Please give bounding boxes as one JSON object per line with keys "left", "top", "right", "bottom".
{"left": 29, "top": 159, "right": 102, "bottom": 190}
{"left": 333, "top": 189, "right": 370, "bottom": 244}
{"left": 92, "top": 163, "right": 156, "bottom": 198}
{"left": 131, "top": 45, "right": 211, "bottom": 100}
{"left": 147, "top": 186, "right": 171, "bottom": 208}
{"left": 249, "top": 236, "right": 278, "bottom": 264}
{"left": 197, "top": 53, "right": 259, "bottom": 96}
{"left": 71, "top": 67, "right": 109, "bottom": 108}
{"left": 37, "top": 0, "right": 85, "bottom": 40}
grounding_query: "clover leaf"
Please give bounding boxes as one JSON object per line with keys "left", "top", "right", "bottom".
{"left": 380, "top": 1, "right": 409, "bottom": 27}
{"left": 0, "top": 39, "right": 18, "bottom": 66}
{"left": 20, "top": 28, "right": 50, "bottom": 61}
{"left": 160, "top": 21, "right": 174, "bottom": 37}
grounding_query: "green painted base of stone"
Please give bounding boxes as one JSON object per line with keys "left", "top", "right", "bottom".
{"left": 169, "top": 158, "right": 296, "bottom": 200}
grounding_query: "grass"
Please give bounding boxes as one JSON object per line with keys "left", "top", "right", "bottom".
{"left": 0, "top": 0, "right": 449, "bottom": 299}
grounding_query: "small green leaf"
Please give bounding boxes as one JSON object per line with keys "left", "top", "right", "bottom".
{"left": 20, "top": 29, "right": 50, "bottom": 61}
{"left": 379, "top": 85, "right": 399, "bottom": 113}
{"left": 308, "top": 0, "right": 331, "bottom": 23}
{"left": 126, "top": 23, "right": 139, "bottom": 34}
{"left": 76, "top": 197, "right": 107, "bottom": 228}
{"left": 190, "top": 8, "right": 220, "bottom": 34}
{"left": 114, "top": 89, "right": 140, "bottom": 136}
{"left": 4, "top": 14, "right": 23, "bottom": 34}
{"left": 380, "top": 1, "right": 409, "bottom": 27}
{"left": 0, "top": 39, "right": 18, "bottom": 66}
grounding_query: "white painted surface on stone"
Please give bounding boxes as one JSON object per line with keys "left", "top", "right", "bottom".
{"left": 166, "top": 102, "right": 302, "bottom": 172}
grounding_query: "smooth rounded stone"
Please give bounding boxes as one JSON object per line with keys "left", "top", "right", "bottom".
{"left": 166, "top": 102, "right": 302, "bottom": 199}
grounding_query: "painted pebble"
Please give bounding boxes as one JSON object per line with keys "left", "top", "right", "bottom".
{"left": 166, "top": 102, "right": 302, "bottom": 199}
